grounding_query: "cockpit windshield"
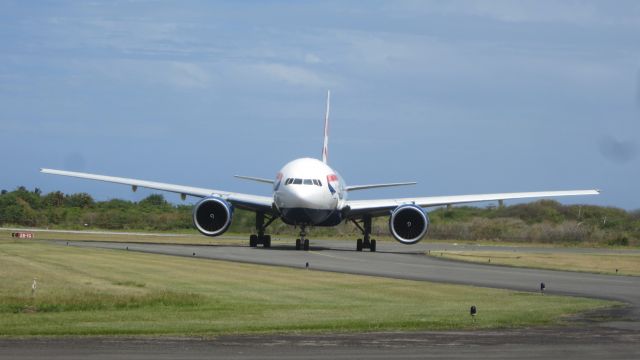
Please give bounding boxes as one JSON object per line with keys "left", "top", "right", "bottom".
{"left": 285, "top": 178, "right": 322, "bottom": 186}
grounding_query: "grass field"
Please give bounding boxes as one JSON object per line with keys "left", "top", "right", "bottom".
{"left": 4, "top": 228, "right": 639, "bottom": 249}
{"left": 431, "top": 251, "right": 640, "bottom": 276}
{"left": 0, "top": 238, "right": 617, "bottom": 337}
{"left": 1, "top": 228, "right": 237, "bottom": 245}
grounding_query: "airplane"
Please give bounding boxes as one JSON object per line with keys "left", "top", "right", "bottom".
{"left": 41, "top": 91, "right": 599, "bottom": 252}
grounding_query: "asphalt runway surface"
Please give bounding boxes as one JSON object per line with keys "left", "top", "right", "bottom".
{"left": 2, "top": 238, "right": 639, "bottom": 359}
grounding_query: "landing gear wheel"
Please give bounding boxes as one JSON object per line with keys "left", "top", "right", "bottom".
{"left": 253, "top": 212, "right": 278, "bottom": 250}
{"left": 352, "top": 216, "right": 377, "bottom": 253}
{"left": 295, "top": 226, "right": 309, "bottom": 251}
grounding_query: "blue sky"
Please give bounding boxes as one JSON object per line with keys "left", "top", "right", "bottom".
{"left": 1, "top": 1, "right": 638, "bottom": 209}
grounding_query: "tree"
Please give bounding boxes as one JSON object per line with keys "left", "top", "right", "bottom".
{"left": 64, "top": 193, "right": 95, "bottom": 208}
{"left": 139, "top": 194, "right": 170, "bottom": 209}
{"left": 43, "top": 191, "right": 65, "bottom": 207}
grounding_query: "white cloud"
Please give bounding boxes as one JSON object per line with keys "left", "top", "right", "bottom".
{"left": 304, "top": 53, "right": 322, "bottom": 64}
{"left": 248, "top": 63, "right": 333, "bottom": 87}
{"left": 392, "top": 0, "right": 640, "bottom": 26}
{"left": 73, "top": 59, "right": 212, "bottom": 89}
{"left": 168, "top": 62, "right": 211, "bottom": 89}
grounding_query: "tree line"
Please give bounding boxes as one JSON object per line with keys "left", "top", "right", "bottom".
{"left": 1, "top": 187, "right": 637, "bottom": 246}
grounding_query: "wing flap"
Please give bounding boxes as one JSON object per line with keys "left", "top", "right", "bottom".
{"left": 345, "top": 182, "right": 417, "bottom": 191}
{"left": 40, "top": 168, "right": 274, "bottom": 212}
{"left": 346, "top": 189, "right": 600, "bottom": 218}
{"left": 234, "top": 175, "right": 275, "bottom": 184}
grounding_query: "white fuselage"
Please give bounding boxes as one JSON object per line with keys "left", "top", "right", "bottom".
{"left": 273, "top": 158, "right": 346, "bottom": 226}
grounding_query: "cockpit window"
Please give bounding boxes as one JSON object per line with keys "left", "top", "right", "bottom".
{"left": 285, "top": 178, "right": 324, "bottom": 186}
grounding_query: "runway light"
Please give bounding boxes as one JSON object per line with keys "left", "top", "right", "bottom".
{"left": 31, "top": 278, "right": 37, "bottom": 297}
{"left": 126, "top": 246, "right": 128, "bottom": 251}
{"left": 193, "top": 252, "right": 196, "bottom": 256}
{"left": 470, "top": 305, "right": 477, "bottom": 322}
{"left": 305, "top": 262, "right": 309, "bottom": 269}
{"left": 540, "top": 282, "right": 546, "bottom": 295}
{"left": 616, "top": 269, "right": 619, "bottom": 274}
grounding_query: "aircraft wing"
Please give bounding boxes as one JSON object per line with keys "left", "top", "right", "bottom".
{"left": 40, "top": 168, "right": 274, "bottom": 213}
{"left": 345, "top": 189, "right": 600, "bottom": 218}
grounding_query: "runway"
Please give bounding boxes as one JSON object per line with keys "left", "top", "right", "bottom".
{"left": 3, "top": 238, "right": 639, "bottom": 359}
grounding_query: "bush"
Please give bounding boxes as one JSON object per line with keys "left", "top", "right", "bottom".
{"left": 607, "top": 236, "right": 629, "bottom": 246}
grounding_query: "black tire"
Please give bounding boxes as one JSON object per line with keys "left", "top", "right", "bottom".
{"left": 250, "top": 235, "right": 258, "bottom": 247}
{"left": 303, "top": 239, "right": 310, "bottom": 251}
{"left": 295, "top": 239, "right": 301, "bottom": 250}
{"left": 370, "top": 239, "right": 377, "bottom": 252}
{"left": 264, "top": 235, "right": 271, "bottom": 248}
{"left": 356, "top": 238, "right": 363, "bottom": 251}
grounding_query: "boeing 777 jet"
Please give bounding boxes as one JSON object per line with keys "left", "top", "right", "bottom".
{"left": 41, "top": 92, "right": 599, "bottom": 252}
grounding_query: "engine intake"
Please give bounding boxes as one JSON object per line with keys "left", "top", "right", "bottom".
{"left": 193, "top": 197, "right": 233, "bottom": 236}
{"left": 389, "top": 204, "right": 429, "bottom": 244}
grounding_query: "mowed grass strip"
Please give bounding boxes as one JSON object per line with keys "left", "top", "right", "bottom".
{"left": 432, "top": 251, "right": 640, "bottom": 276}
{"left": 0, "top": 240, "right": 615, "bottom": 336}
{"left": 1, "top": 229, "right": 232, "bottom": 245}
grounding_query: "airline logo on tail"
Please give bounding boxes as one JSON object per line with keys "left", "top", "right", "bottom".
{"left": 322, "top": 90, "right": 330, "bottom": 164}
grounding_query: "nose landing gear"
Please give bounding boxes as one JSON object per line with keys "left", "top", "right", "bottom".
{"left": 295, "top": 226, "right": 310, "bottom": 251}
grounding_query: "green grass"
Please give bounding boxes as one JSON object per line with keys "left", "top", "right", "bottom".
{"left": 431, "top": 250, "right": 640, "bottom": 276}
{"left": 5, "top": 228, "right": 639, "bottom": 250}
{"left": 0, "top": 238, "right": 617, "bottom": 336}
{"left": 1, "top": 228, "right": 224, "bottom": 244}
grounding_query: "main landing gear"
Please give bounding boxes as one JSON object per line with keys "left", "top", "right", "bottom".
{"left": 249, "top": 212, "right": 278, "bottom": 248}
{"left": 295, "top": 225, "right": 310, "bottom": 251}
{"left": 350, "top": 215, "right": 376, "bottom": 252}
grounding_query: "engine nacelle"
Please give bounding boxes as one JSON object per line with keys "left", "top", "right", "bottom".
{"left": 389, "top": 204, "right": 429, "bottom": 244}
{"left": 193, "top": 197, "right": 233, "bottom": 237}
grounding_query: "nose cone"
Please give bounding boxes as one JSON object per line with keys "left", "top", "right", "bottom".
{"left": 287, "top": 186, "right": 321, "bottom": 208}
{"left": 276, "top": 185, "right": 335, "bottom": 225}
{"left": 281, "top": 207, "right": 333, "bottom": 225}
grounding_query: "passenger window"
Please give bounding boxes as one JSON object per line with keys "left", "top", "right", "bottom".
{"left": 293, "top": 178, "right": 302, "bottom": 185}
{"left": 303, "top": 179, "right": 313, "bottom": 185}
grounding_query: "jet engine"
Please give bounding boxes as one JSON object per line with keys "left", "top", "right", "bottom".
{"left": 193, "top": 197, "right": 234, "bottom": 236}
{"left": 389, "top": 204, "right": 429, "bottom": 244}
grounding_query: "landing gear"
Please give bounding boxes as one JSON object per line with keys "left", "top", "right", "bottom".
{"left": 249, "top": 212, "right": 277, "bottom": 248}
{"left": 351, "top": 215, "right": 377, "bottom": 252}
{"left": 295, "top": 226, "right": 310, "bottom": 251}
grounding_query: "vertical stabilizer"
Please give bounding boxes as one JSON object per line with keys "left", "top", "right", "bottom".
{"left": 322, "top": 90, "right": 330, "bottom": 164}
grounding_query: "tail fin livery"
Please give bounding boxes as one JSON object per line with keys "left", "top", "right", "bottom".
{"left": 322, "top": 90, "right": 330, "bottom": 164}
